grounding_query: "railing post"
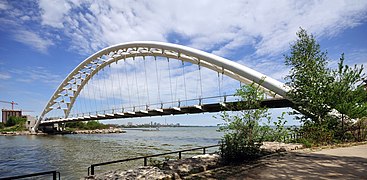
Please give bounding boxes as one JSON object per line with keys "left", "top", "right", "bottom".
{"left": 203, "top": 148, "right": 206, "bottom": 154}
{"left": 144, "top": 157, "right": 147, "bottom": 166}
{"left": 91, "top": 165, "right": 95, "bottom": 176}
{"left": 52, "top": 171, "right": 56, "bottom": 180}
{"left": 179, "top": 152, "right": 182, "bottom": 159}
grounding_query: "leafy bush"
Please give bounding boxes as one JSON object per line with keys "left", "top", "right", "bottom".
{"left": 274, "top": 114, "right": 289, "bottom": 142}
{"left": 218, "top": 82, "right": 272, "bottom": 164}
{"left": 5, "top": 116, "right": 26, "bottom": 127}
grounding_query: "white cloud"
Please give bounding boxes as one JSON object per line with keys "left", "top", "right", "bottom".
{"left": 11, "top": 67, "right": 61, "bottom": 85}
{"left": 34, "top": 0, "right": 367, "bottom": 57}
{"left": 38, "top": 0, "right": 72, "bottom": 28}
{"left": 0, "top": 0, "right": 8, "bottom": 10}
{"left": 13, "top": 30, "right": 54, "bottom": 53}
{"left": 0, "top": 72, "right": 11, "bottom": 80}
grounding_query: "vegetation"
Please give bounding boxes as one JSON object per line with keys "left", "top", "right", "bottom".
{"left": 65, "top": 120, "right": 110, "bottom": 130}
{"left": 0, "top": 116, "right": 27, "bottom": 132}
{"left": 218, "top": 82, "right": 273, "bottom": 164}
{"left": 285, "top": 28, "right": 367, "bottom": 145}
{"left": 217, "top": 28, "right": 366, "bottom": 164}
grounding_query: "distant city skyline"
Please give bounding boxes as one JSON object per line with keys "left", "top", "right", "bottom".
{"left": 0, "top": 0, "right": 366, "bottom": 126}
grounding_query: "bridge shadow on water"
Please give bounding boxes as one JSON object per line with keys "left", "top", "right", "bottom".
{"left": 188, "top": 152, "right": 367, "bottom": 179}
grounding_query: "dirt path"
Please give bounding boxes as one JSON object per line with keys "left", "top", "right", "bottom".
{"left": 187, "top": 144, "right": 367, "bottom": 180}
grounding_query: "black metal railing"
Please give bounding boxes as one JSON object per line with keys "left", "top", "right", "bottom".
{"left": 87, "top": 144, "right": 220, "bottom": 176}
{"left": 0, "top": 170, "right": 60, "bottom": 180}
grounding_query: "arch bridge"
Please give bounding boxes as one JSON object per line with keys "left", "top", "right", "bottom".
{"left": 33, "top": 41, "right": 291, "bottom": 131}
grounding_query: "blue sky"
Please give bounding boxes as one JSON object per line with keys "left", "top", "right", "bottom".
{"left": 0, "top": 0, "right": 366, "bottom": 126}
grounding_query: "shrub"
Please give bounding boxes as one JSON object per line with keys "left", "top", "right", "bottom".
{"left": 218, "top": 82, "right": 271, "bottom": 164}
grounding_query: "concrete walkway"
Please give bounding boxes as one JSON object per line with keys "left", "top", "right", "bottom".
{"left": 187, "top": 144, "right": 367, "bottom": 179}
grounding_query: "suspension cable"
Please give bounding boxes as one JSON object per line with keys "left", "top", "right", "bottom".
{"left": 182, "top": 60, "right": 188, "bottom": 106}
{"left": 108, "top": 64, "right": 117, "bottom": 112}
{"left": 101, "top": 67, "right": 110, "bottom": 112}
{"left": 143, "top": 56, "right": 150, "bottom": 105}
{"left": 91, "top": 71, "right": 99, "bottom": 115}
{"left": 198, "top": 60, "right": 203, "bottom": 99}
{"left": 133, "top": 56, "right": 141, "bottom": 110}
{"left": 167, "top": 57, "right": 174, "bottom": 106}
{"left": 154, "top": 56, "right": 161, "bottom": 103}
{"left": 217, "top": 72, "right": 221, "bottom": 97}
{"left": 116, "top": 59, "right": 124, "bottom": 110}
{"left": 85, "top": 80, "right": 92, "bottom": 115}
{"left": 123, "top": 57, "right": 132, "bottom": 109}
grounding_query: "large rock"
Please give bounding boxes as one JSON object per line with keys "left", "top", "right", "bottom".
{"left": 85, "top": 166, "right": 177, "bottom": 180}
{"left": 162, "top": 154, "right": 220, "bottom": 176}
{"left": 261, "top": 142, "right": 303, "bottom": 152}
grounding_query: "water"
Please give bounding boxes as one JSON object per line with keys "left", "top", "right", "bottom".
{"left": 0, "top": 127, "right": 222, "bottom": 179}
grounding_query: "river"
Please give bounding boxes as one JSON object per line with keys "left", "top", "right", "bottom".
{"left": 0, "top": 127, "right": 223, "bottom": 179}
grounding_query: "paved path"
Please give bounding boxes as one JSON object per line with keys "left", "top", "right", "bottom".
{"left": 187, "top": 144, "right": 367, "bottom": 179}
{"left": 239, "top": 144, "right": 367, "bottom": 180}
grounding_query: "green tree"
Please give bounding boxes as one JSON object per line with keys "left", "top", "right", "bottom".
{"left": 218, "top": 82, "right": 271, "bottom": 164}
{"left": 285, "top": 28, "right": 367, "bottom": 144}
{"left": 330, "top": 54, "right": 367, "bottom": 119}
{"left": 329, "top": 54, "right": 367, "bottom": 140}
{"left": 6, "top": 116, "right": 21, "bottom": 127}
{"left": 285, "top": 28, "right": 334, "bottom": 124}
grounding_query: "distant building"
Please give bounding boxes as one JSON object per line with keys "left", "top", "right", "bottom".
{"left": 1, "top": 109, "right": 22, "bottom": 124}
{"left": 25, "top": 115, "right": 37, "bottom": 131}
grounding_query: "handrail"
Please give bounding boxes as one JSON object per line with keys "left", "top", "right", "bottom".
{"left": 0, "top": 170, "right": 60, "bottom": 180}
{"left": 87, "top": 144, "right": 220, "bottom": 176}
{"left": 48, "top": 94, "right": 236, "bottom": 120}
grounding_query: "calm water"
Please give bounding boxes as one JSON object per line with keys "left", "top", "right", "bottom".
{"left": 0, "top": 127, "right": 222, "bottom": 179}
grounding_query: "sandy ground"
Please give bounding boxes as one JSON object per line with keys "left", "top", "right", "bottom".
{"left": 187, "top": 144, "right": 367, "bottom": 180}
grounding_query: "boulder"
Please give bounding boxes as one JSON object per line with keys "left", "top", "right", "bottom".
{"left": 85, "top": 166, "right": 177, "bottom": 180}
{"left": 261, "top": 142, "right": 303, "bottom": 152}
{"left": 162, "top": 154, "right": 220, "bottom": 176}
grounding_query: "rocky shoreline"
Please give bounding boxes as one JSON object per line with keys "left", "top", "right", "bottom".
{"left": 0, "top": 131, "right": 47, "bottom": 136}
{"left": 73, "top": 128, "right": 126, "bottom": 134}
{"left": 85, "top": 142, "right": 303, "bottom": 180}
{"left": 0, "top": 128, "right": 126, "bottom": 136}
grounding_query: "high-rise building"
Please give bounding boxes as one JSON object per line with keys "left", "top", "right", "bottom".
{"left": 1, "top": 109, "right": 22, "bottom": 124}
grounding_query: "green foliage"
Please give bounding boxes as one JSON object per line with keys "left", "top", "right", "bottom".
{"left": 0, "top": 116, "right": 27, "bottom": 132}
{"left": 351, "top": 118, "right": 367, "bottom": 141}
{"left": 272, "top": 112, "right": 289, "bottom": 142}
{"left": 5, "top": 116, "right": 26, "bottom": 127}
{"left": 218, "top": 83, "right": 271, "bottom": 164}
{"left": 284, "top": 28, "right": 367, "bottom": 144}
{"left": 330, "top": 54, "right": 367, "bottom": 128}
{"left": 297, "top": 138, "right": 312, "bottom": 148}
{"left": 285, "top": 28, "right": 334, "bottom": 123}
{"left": 65, "top": 120, "right": 108, "bottom": 130}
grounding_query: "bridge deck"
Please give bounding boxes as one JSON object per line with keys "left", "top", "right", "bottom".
{"left": 40, "top": 98, "right": 293, "bottom": 125}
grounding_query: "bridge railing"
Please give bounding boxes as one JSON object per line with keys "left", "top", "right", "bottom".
{"left": 0, "top": 170, "right": 60, "bottom": 180}
{"left": 51, "top": 94, "right": 238, "bottom": 120}
{"left": 87, "top": 144, "right": 220, "bottom": 176}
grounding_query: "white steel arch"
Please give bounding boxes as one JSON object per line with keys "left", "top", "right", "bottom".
{"left": 33, "top": 41, "right": 289, "bottom": 131}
